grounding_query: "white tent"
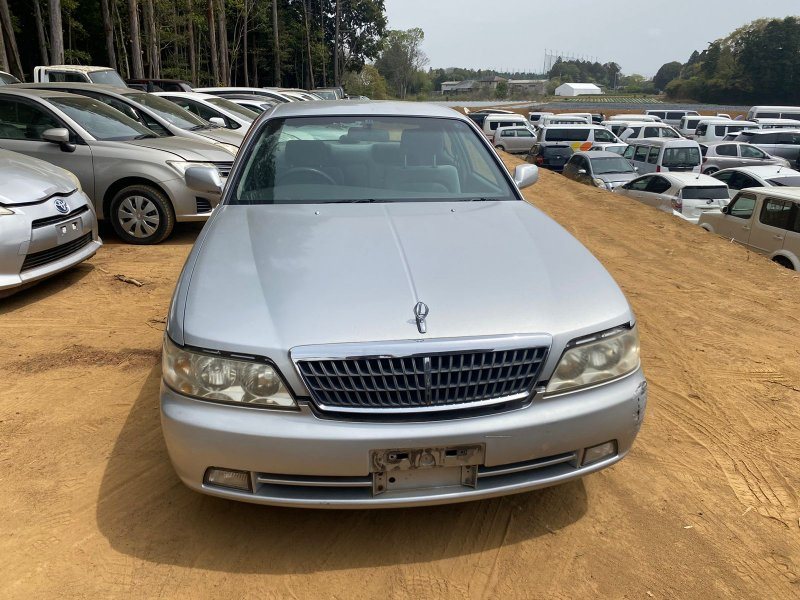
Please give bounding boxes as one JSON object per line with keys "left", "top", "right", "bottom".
{"left": 555, "top": 83, "right": 602, "bottom": 97}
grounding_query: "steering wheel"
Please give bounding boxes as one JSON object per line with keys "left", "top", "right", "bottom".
{"left": 277, "top": 167, "right": 337, "bottom": 187}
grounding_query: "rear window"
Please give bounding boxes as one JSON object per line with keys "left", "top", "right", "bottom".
{"left": 542, "top": 145, "right": 573, "bottom": 158}
{"left": 545, "top": 128, "right": 590, "bottom": 142}
{"left": 756, "top": 112, "right": 781, "bottom": 119}
{"left": 681, "top": 186, "right": 729, "bottom": 200}
{"left": 766, "top": 176, "right": 800, "bottom": 186}
{"left": 667, "top": 112, "right": 684, "bottom": 121}
{"left": 662, "top": 147, "right": 701, "bottom": 168}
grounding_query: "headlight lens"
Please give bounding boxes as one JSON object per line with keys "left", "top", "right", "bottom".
{"left": 0, "top": 205, "right": 14, "bottom": 216}
{"left": 592, "top": 177, "right": 606, "bottom": 188}
{"left": 166, "top": 160, "right": 218, "bottom": 177}
{"left": 65, "top": 170, "right": 82, "bottom": 192}
{"left": 162, "top": 336, "right": 297, "bottom": 409}
{"left": 546, "top": 325, "right": 640, "bottom": 394}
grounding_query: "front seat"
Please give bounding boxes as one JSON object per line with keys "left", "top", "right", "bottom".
{"left": 384, "top": 129, "right": 460, "bottom": 194}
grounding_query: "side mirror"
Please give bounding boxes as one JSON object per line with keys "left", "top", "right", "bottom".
{"left": 209, "top": 116, "right": 226, "bottom": 127}
{"left": 514, "top": 164, "right": 539, "bottom": 189}
{"left": 185, "top": 166, "right": 223, "bottom": 195}
{"left": 42, "top": 128, "right": 75, "bottom": 153}
{"left": 721, "top": 205, "right": 729, "bottom": 214}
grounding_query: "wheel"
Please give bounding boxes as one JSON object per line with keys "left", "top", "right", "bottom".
{"left": 773, "top": 256, "right": 795, "bottom": 270}
{"left": 703, "top": 167, "right": 718, "bottom": 175}
{"left": 277, "top": 167, "right": 337, "bottom": 187}
{"left": 110, "top": 184, "right": 175, "bottom": 245}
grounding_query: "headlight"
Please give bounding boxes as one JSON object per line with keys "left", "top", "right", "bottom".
{"left": 592, "top": 177, "right": 606, "bottom": 188}
{"left": 162, "top": 335, "right": 297, "bottom": 409}
{"left": 65, "top": 170, "right": 82, "bottom": 192}
{"left": 213, "top": 142, "right": 239, "bottom": 156}
{"left": 166, "top": 160, "right": 218, "bottom": 177}
{"left": 546, "top": 325, "right": 640, "bottom": 394}
{"left": 0, "top": 205, "right": 14, "bottom": 216}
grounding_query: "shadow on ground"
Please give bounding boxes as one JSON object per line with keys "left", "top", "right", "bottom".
{"left": 96, "top": 366, "right": 589, "bottom": 574}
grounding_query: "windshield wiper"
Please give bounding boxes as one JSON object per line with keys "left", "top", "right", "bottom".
{"left": 328, "top": 198, "right": 385, "bottom": 203}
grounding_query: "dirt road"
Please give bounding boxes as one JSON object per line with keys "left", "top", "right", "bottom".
{"left": 1, "top": 161, "right": 798, "bottom": 599}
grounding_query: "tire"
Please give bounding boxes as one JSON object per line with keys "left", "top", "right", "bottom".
{"left": 703, "top": 167, "right": 718, "bottom": 175}
{"left": 773, "top": 256, "right": 795, "bottom": 270}
{"left": 109, "top": 184, "right": 175, "bottom": 245}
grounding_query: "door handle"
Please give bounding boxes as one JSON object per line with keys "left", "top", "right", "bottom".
{"left": 742, "top": 226, "right": 750, "bottom": 230}
{"left": 773, "top": 235, "right": 784, "bottom": 240}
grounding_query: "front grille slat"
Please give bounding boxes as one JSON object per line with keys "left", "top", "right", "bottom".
{"left": 21, "top": 233, "right": 93, "bottom": 272}
{"left": 31, "top": 205, "right": 89, "bottom": 229}
{"left": 297, "top": 346, "right": 547, "bottom": 412}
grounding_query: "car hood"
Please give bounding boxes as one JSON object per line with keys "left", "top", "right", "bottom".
{"left": 177, "top": 201, "right": 632, "bottom": 365}
{"left": 0, "top": 150, "right": 76, "bottom": 204}
{"left": 597, "top": 172, "right": 638, "bottom": 186}
{"left": 193, "top": 127, "right": 245, "bottom": 147}
{"left": 125, "top": 136, "right": 236, "bottom": 162}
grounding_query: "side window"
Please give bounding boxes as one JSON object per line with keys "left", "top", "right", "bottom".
{"left": 759, "top": 198, "right": 794, "bottom": 229}
{"left": 713, "top": 171, "right": 732, "bottom": 185}
{"left": 500, "top": 130, "right": 515, "bottom": 137}
{"left": 667, "top": 112, "right": 683, "bottom": 121}
{"left": 740, "top": 145, "right": 766, "bottom": 159}
{"left": 739, "top": 174, "right": 760, "bottom": 189}
{"left": 716, "top": 144, "right": 738, "bottom": 157}
{"left": 645, "top": 176, "right": 672, "bottom": 194}
{"left": 633, "top": 146, "right": 649, "bottom": 162}
{"left": 627, "top": 176, "right": 651, "bottom": 191}
{"left": 593, "top": 128, "right": 615, "bottom": 142}
{"left": 516, "top": 129, "right": 534, "bottom": 138}
{"left": 728, "top": 194, "right": 756, "bottom": 219}
{"left": 140, "top": 113, "right": 171, "bottom": 137}
{"left": 0, "top": 97, "right": 62, "bottom": 140}
{"left": 629, "top": 127, "right": 642, "bottom": 137}
{"left": 49, "top": 71, "right": 87, "bottom": 83}
{"left": 644, "top": 127, "right": 660, "bottom": 138}
{"left": 489, "top": 121, "right": 499, "bottom": 131}
{"left": 623, "top": 145, "right": 635, "bottom": 159}
{"left": 646, "top": 147, "right": 660, "bottom": 164}
{"left": 696, "top": 124, "right": 708, "bottom": 136}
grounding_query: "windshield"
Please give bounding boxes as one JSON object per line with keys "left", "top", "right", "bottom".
{"left": 0, "top": 72, "right": 20, "bottom": 85}
{"left": 681, "top": 186, "right": 729, "bottom": 200}
{"left": 767, "top": 176, "right": 800, "bottom": 186}
{"left": 87, "top": 69, "right": 128, "bottom": 87}
{"left": 232, "top": 116, "right": 517, "bottom": 205}
{"left": 124, "top": 92, "right": 209, "bottom": 130}
{"left": 315, "top": 90, "right": 337, "bottom": 100}
{"left": 662, "top": 147, "right": 701, "bottom": 168}
{"left": 49, "top": 96, "right": 156, "bottom": 141}
{"left": 206, "top": 96, "right": 257, "bottom": 121}
{"left": 591, "top": 157, "right": 635, "bottom": 174}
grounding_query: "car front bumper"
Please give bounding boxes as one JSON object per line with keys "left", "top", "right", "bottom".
{"left": 161, "top": 368, "right": 647, "bottom": 509}
{"left": 159, "top": 176, "right": 225, "bottom": 223}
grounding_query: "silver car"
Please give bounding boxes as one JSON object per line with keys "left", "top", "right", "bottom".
{"left": 0, "top": 149, "right": 101, "bottom": 296}
{"left": 16, "top": 83, "right": 244, "bottom": 152}
{"left": 562, "top": 151, "right": 638, "bottom": 190}
{"left": 700, "top": 142, "right": 790, "bottom": 174}
{"left": 160, "top": 101, "right": 647, "bottom": 508}
{"left": 493, "top": 125, "right": 537, "bottom": 154}
{"left": 0, "top": 88, "right": 235, "bottom": 244}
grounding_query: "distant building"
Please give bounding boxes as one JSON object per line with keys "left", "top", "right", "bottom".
{"left": 555, "top": 82, "right": 603, "bottom": 97}
{"left": 507, "top": 79, "right": 548, "bottom": 95}
{"left": 440, "top": 80, "right": 478, "bottom": 94}
{"left": 440, "top": 81, "right": 461, "bottom": 93}
{"left": 477, "top": 75, "right": 507, "bottom": 90}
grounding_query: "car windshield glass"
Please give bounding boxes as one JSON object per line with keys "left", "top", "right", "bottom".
{"left": 232, "top": 116, "right": 517, "bottom": 205}
{"left": 662, "top": 147, "right": 701, "bottom": 168}
{"left": 48, "top": 96, "right": 156, "bottom": 141}
{"left": 206, "top": 97, "right": 257, "bottom": 121}
{"left": 0, "top": 72, "right": 20, "bottom": 85}
{"left": 767, "top": 176, "right": 800, "bottom": 186}
{"left": 682, "top": 186, "right": 729, "bottom": 200}
{"left": 87, "top": 70, "right": 127, "bottom": 87}
{"left": 124, "top": 92, "right": 209, "bottom": 129}
{"left": 590, "top": 157, "right": 635, "bottom": 174}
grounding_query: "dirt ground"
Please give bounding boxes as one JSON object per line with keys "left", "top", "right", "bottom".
{"left": 1, "top": 158, "right": 798, "bottom": 599}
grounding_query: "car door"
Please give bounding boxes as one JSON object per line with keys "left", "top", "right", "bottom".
{"left": 618, "top": 175, "right": 652, "bottom": 201}
{"left": 715, "top": 192, "right": 757, "bottom": 242}
{"left": 748, "top": 196, "right": 793, "bottom": 255}
{"left": 0, "top": 96, "right": 95, "bottom": 198}
{"left": 640, "top": 175, "right": 673, "bottom": 212}
{"left": 714, "top": 144, "right": 738, "bottom": 169}
{"left": 739, "top": 143, "right": 771, "bottom": 166}
{"left": 783, "top": 201, "right": 800, "bottom": 266}
{"left": 514, "top": 128, "right": 535, "bottom": 153}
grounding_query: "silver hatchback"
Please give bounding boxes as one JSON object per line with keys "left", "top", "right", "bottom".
{"left": 701, "top": 142, "right": 790, "bottom": 174}
{"left": 160, "top": 101, "right": 647, "bottom": 508}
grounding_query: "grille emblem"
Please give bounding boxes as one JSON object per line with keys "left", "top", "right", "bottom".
{"left": 54, "top": 198, "right": 69, "bottom": 214}
{"left": 414, "top": 301, "right": 429, "bottom": 334}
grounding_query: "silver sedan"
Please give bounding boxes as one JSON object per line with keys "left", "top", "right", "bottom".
{"left": 0, "top": 150, "right": 100, "bottom": 296}
{"left": 161, "top": 101, "right": 647, "bottom": 508}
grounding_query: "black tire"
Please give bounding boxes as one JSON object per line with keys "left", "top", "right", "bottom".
{"left": 773, "top": 256, "right": 795, "bottom": 270}
{"left": 109, "top": 184, "right": 175, "bottom": 245}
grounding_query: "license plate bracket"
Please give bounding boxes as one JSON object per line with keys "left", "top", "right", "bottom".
{"left": 370, "top": 445, "right": 484, "bottom": 496}
{"left": 55, "top": 218, "right": 83, "bottom": 245}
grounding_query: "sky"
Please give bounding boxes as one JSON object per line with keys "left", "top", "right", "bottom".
{"left": 383, "top": 0, "right": 799, "bottom": 76}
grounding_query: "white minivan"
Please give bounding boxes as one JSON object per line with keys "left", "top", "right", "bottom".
{"left": 537, "top": 124, "right": 621, "bottom": 151}
{"left": 747, "top": 106, "right": 800, "bottom": 121}
{"left": 646, "top": 109, "right": 700, "bottom": 126}
{"left": 677, "top": 115, "right": 729, "bottom": 139}
{"left": 622, "top": 138, "right": 703, "bottom": 174}
{"left": 539, "top": 114, "right": 591, "bottom": 128}
{"left": 481, "top": 113, "right": 530, "bottom": 138}
{"left": 695, "top": 119, "right": 758, "bottom": 143}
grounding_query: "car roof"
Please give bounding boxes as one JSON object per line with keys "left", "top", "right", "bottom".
{"left": 717, "top": 165, "right": 800, "bottom": 177}
{"left": 540, "top": 124, "right": 603, "bottom": 129}
{"left": 742, "top": 187, "right": 800, "bottom": 201}
{"left": 153, "top": 91, "right": 219, "bottom": 101}
{"left": 629, "top": 138, "right": 697, "bottom": 147}
{"left": 268, "top": 100, "right": 466, "bottom": 120}
{"left": 13, "top": 82, "right": 135, "bottom": 97}
{"left": 698, "top": 118, "right": 757, "bottom": 125}
{"left": 0, "top": 87, "right": 78, "bottom": 100}
{"left": 42, "top": 65, "right": 115, "bottom": 73}
{"left": 657, "top": 172, "right": 723, "bottom": 186}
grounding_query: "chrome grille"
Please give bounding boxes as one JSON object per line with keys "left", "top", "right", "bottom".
{"left": 21, "top": 233, "right": 93, "bottom": 272}
{"left": 296, "top": 346, "right": 547, "bottom": 412}
{"left": 211, "top": 161, "right": 233, "bottom": 178}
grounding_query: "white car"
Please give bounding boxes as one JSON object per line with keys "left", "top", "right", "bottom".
{"left": 154, "top": 91, "right": 259, "bottom": 131}
{"left": 493, "top": 126, "right": 537, "bottom": 154}
{"left": 711, "top": 166, "right": 800, "bottom": 199}
{"left": 620, "top": 123, "right": 682, "bottom": 142}
{"left": 615, "top": 172, "right": 730, "bottom": 223}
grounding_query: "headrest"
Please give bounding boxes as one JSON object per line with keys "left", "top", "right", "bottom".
{"left": 400, "top": 128, "right": 445, "bottom": 161}
{"left": 347, "top": 127, "right": 390, "bottom": 142}
{"left": 371, "top": 143, "right": 403, "bottom": 165}
{"left": 285, "top": 140, "right": 329, "bottom": 166}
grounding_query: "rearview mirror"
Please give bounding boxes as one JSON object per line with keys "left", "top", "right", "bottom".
{"left": 514, "top": 164, "right": 539, "bottom": 189}
{"left": 42, "top": 128, "right": 75, "bottom": 153}
{"left": 209, "top": 116, "right": 226, "bottom": 127}
{"left": 185, "top": 166, "right": 223, "bottom": 195}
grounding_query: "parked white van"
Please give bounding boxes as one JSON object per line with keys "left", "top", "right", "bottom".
{"left": 646, "top": 109, "right": 700, "bottom": 126}
{"left": 602, "top": 120, "right": 652, "bottom": 137}
{"left": 677, "top": 115, "right": 729, "bottom": 139}
{"left": 537, "top": 124, "right": 621, "bottom": 151}
{"left": 620, "top": 123, "right": 682, "bottom": 142}
{"left": 750, "top": 118, "right": 800, "bottom": 130}
{"left": 539, "top": 114, "right": 591, "bottom": 128}
{"left": 622, "top": 138, "right": 703, "bottom": 174}
{"left": 528, "top": 111, "right": 553, "bottom": 126}
{"left": 747, "top": 106, "right": 800, "bottom": 121}
{"left": 559, "top": 113, "right": 593, "bottom": 124}
{"left": 695, "top": 119, "right": 758, "bottom": 143}
{"left": 609, "top": 114, "right": 661, "bottom": 122}
{"left": 481, "top": 113, "right": 530, "bottom": 138}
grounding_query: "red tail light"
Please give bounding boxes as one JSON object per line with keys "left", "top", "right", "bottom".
{"left": 535, "top": 155, "right": 544, "bottom": 165}
{"left": 656, "top": 166, "right": 661, "bottom": 173}
{"left": 671, "top": 196, "right": 683, "bottom": 211}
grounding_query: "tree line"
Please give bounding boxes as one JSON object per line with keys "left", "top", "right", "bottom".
{"left": 0, "top": 0, "right": 388, "bottom": 89}
{"left": 656, "top": 16, "right": 800, "bottom": 104}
